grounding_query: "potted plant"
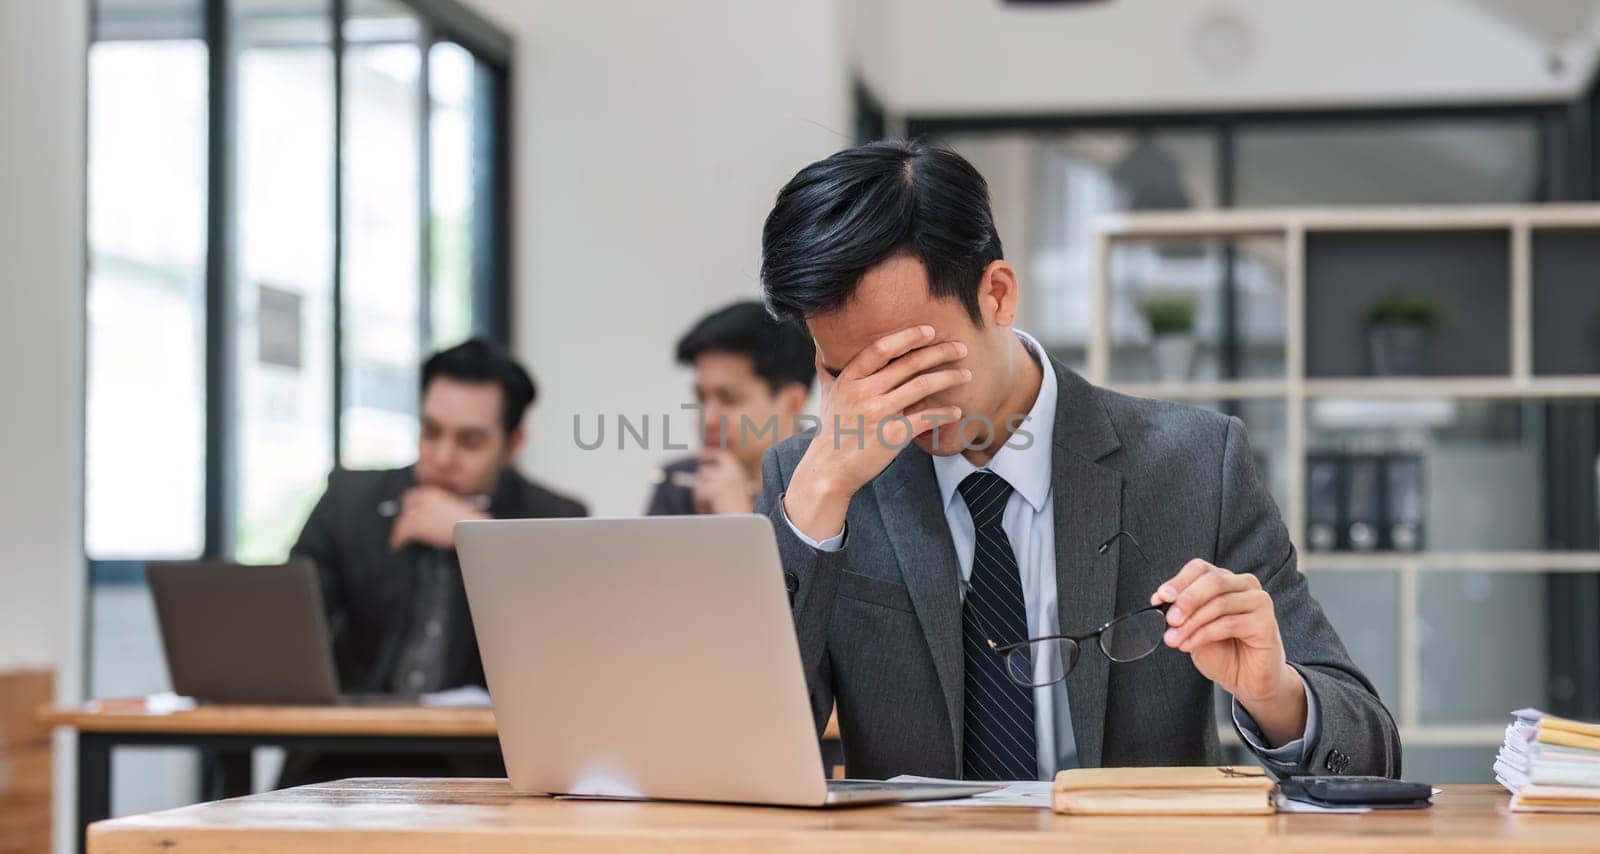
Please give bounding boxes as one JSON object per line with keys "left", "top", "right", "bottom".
{"left": 1364, "top": 291, "right": 1443, "bottom": 376}
{"left": 1140, "top": 295, "right": 1197, "bottom": 383}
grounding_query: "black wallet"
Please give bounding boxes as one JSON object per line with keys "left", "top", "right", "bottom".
{"left": 1279, "top": 776, "right": 1433, "bottom": 810}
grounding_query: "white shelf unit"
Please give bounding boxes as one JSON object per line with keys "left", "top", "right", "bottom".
{"left": 1089, "top": 204, "right": 1600, "bottom": 748}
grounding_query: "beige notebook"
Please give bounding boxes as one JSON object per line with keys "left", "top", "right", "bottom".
{"left": 1511, "top": 784, "right": 1600, "bottom": 813}
{"left": 1052, "top": 766, "right": 1277, "bottom": 815}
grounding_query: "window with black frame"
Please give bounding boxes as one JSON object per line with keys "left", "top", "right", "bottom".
{"left": 83, "top": 0, "right": 512, "bottom": 795}
{"left": 88, "top": 0, "right": 510, "bottom": 565}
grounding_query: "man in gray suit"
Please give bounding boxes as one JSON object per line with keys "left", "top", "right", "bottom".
{"left": 754, "top": 141, "right": 1400, "bottom": 782}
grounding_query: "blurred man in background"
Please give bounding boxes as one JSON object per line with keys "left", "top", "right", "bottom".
{"left": 282, "top": 338, "right": 586, "bottom": 785}
{"left": 647, "top": 301, "right": 816, "bottom": 516}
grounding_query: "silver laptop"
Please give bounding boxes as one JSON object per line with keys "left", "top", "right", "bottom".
{"left": 455, "top": 515, "right": 998, "bottom": 807}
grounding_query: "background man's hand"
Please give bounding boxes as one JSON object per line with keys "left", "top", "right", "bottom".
{"left": 694, "top": 448, "right": 757, "bottom": 514}
{"left": 784, "top": 325, "right": 969, "bottom": 541}
{"left": 388, "top": 485, "right": 490, "bottom": 551}
{"left": 1152, "top": 560, "right": 1308, "bottom": 747}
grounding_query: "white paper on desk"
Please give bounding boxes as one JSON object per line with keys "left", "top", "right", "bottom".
{"left": 147, "top": 692, "right": 197, "bottom": 713}
{"left": 418, "top": 685, "right": 492, "bottom": 708}
{"left": 1274, "top": 797, "right": 1371, "bottom": 814}
{"left": 1275, "top": 787, "right": 1439, "bottom": 814}
{"left": 87, "top": 692, "right": 197, "bottom": 715}
{"left": 889, "top": 775, "right": 1054, "bottom": 808}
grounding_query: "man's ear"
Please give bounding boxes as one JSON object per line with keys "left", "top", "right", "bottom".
{"left": 980, "top": 260, "right": 1021, "bottom": 327}
{"left": 505, "top": 425, "right": 527, "bottom": 459}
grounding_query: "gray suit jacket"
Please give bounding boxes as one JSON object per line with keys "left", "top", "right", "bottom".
{"left": 755, "top": 358, "right": 1400, "bottom": 780}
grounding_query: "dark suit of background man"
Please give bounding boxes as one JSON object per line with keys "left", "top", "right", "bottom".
{"left": 646, "top": 301, "right": 815, "bottom": 516}
{"left": 282, "top": 338, "right": 586, "bottom": 786}
{"left": 754, "top": 141, "right": 1401, "bottom": 782}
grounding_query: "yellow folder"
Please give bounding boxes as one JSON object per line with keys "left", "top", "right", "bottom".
{"left": 1537, "top": 728, "right": 1600, "bottom": 753}
{"left": 1537, "top": 714, "right": 1600, "bottom": 750}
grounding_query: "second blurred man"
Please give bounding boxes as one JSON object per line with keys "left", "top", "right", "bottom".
{"left": 647, "top": 302, "right": 815, "bottom": 515}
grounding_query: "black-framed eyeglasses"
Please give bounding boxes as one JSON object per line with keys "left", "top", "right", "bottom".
{"left": 984, "top": 531, "right": 1169, "bottom": 688}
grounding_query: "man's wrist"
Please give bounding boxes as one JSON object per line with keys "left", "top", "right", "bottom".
{"left": 784, "top": 459, "right": 852, "bottom": 542}
{"left": 1236, "top": 663, "right": 1308, "bottom": 748}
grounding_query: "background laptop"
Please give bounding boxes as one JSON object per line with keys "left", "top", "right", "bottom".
{"left": 456, "top": 515, "right": 997, "bottom": 807}
{"left": 148, "top": 560, "right": 380, "bottom": 705}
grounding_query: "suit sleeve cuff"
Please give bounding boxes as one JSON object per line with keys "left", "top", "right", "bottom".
{"left": 777, "top": 493, "right": 845, "bottom": 552}
{"left": 1231, "top": 673, "right": 1320, "bottom": 767}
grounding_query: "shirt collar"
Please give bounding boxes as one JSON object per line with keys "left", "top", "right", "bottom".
{"left": 932, "top": 329, "right": 1057, "bottom": 515}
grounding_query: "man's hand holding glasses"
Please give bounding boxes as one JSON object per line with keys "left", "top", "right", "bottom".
{"left": 985, "top": 531, "right": 1308, "bottom": 750}
{"left": 1151, "top": 546, "right": 1307, "bottom": 750}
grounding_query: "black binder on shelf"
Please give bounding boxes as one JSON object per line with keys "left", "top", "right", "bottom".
{"left": 1306, "top": 453, "right": 1342, "bottom": 552}
{"left": 1304, "top": 445, "right": 1430, "bottom": 553}
{"left": 1384, "top": 452, "right": 1426, "bottom": 552}
{"left": 1343, "top": 454, "right": 1384, "bottom": 551}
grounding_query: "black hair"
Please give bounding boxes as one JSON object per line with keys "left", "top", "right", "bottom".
{"left": 675, "top": 301, "right": 817, "bottom": 394}
{"left": 760, "top": 139, "right": 1003, "bottom": 325}
{"left": 421, "top": 338, "right": 537, "bottom": 434}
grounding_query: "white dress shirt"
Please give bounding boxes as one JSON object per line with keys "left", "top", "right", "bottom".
{"left": 784, "top": 329, "right": 1315, "bottom": 778}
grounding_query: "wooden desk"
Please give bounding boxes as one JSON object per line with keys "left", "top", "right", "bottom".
{"left": 43, "top": 705, "right": 843, "bottom": 854}
{"left": 39, "top": 703, "right": 500, "bottom": 738}
{"left": 41, "top": 704, "right": 500, "bottom": 854}
{"left": 86, "top": 779, "right": 1597, "bottom": 853}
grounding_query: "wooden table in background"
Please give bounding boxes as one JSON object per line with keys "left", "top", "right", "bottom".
{"left": 39, "top": 704, "right": 500, "bottom": 854}
{"left": 86, "top": 780, "right": 1597, "bottom": 853}
{"left": 41, "top": 703, "right": 843, "bottom": 854}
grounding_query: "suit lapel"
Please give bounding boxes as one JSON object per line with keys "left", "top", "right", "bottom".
{"left": 868, "top": 360, "right": 1126, "bottom": 768}
{"left": 873, "top": 450, "right": 966, "bottom": 758}
{"left": 1049, "top": 363, "right": 1123, "bottom": 768}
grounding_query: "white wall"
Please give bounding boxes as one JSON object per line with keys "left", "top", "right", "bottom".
{"left": 853, "top": 0, "right": 1600, "bottom": 115}
{"left": 463, "top": 0, "right": 851, "bottom": 515}
{"left": 0, "top": 0, "right": 86, "bottom": 681}
{"left": 0, "top": 2, "right": 88, "bottom": 852}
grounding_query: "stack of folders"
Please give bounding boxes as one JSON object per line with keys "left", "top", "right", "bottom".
{"left": 1052, "top": 766, "right": 1276, "bottom": 815}
{"left": 1495, "top": 708, "right": 1600, "bottom": 813}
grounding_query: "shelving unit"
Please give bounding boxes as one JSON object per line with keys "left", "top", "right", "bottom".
{"left": 1302, "top": 551, "right": 1600, "bottom": 573}
{"left": 1090, "top": 204, "right": 1600, "bottom": 749}
{"left": 1116, "top": 376, "right": 1600, "bottom": 401}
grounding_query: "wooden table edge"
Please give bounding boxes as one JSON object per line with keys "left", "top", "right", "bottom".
{"left": 37, "top": 704, "right": 843, "bottom": 740}
{"left": 84, "top": 785, "right": 1600, "bottom": 854}
{"left": 35, "top": 704, "right": 502, "bottom": 738}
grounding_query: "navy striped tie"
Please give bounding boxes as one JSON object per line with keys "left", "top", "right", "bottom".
{"left": 957, "top": 470, "right": 1037, "bottom": 781}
